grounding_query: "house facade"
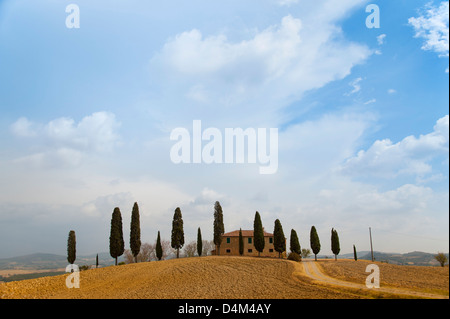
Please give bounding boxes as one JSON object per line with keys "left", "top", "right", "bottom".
{"left": 214, "top": 230, "right": 285, "bottom": 257}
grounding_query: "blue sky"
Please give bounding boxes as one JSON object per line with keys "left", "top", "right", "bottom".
{"left": 0, "top": 0, "right": 448, "bottom": 258}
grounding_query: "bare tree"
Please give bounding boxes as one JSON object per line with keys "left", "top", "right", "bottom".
{"left": 183, "top": 241, "right": 197, "bottom": 257}
{"left": 140, "top": 243, "right": 154, "bottom": 262}
{"left": 123, "top": 249, "right": 134, "bottom": 264}
{"left": 124, "top": 242, "right": 155, "bottom": 264}
{"left": 202, "top": 240, "right": 215, "bottom": 256}
{"left": 301, "top": 248, "right": 311, "bottom": 259}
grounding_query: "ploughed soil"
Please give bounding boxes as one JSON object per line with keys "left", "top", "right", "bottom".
{"left": 0, "top": 256, "right": 355, "bottom": 299}
{"left": 0, "top": 256, "right": 447, "bottom": 299}
{"left": 317, "top": 259, "right": 449, "bottom": 296}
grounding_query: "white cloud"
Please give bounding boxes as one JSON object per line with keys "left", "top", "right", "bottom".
{"left": 10, "top": 111, "right": 121, "bottom": 168}
{"left": 276, "top": 0, "right": 299, "bottom": 6}
{"left": 377, "top": 34, "right": 386, "bottom": 45}
{"left": 346, "top": 77, "right": 363, "bottom": 95}
{"left": 149, "top": 10, "right": 371, "bottom": 127}
{"left": 189, "top": 187, "right": 228, "bottom": 207}
{"left": 408, "top": 1, "right": 449, "bottom": 57}
{"left": 279, "top": 111, "right": 375, "bottom": 178}
{"left": 387, "top": 89, "right": 396, "bottom": 94}
{"left": 10, "top": 117, "right": 37, "bottom": 137}
{"left": 341, "top": 115, "right": 449, "bottom": 178}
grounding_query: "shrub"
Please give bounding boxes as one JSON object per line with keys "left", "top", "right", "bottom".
{"left": 287, "top": 252, "right": 302, "bottom": 262}
{"left": 79, "top": 265, "right": 91, "bottom": 271}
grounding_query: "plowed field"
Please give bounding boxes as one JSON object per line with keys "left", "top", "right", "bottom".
{"left": 0, "top": 256, "right": 447, "bottom": 299}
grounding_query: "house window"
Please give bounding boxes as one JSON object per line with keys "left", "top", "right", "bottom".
{"left": 227, "top": 237, "right": 230, "bottom": 244}
{"left": 248, "top": 238, "right": 252, "bottom": 244}
{"left": 269, "top": 238, "right": 273, "bottom": 244}
{"left": 248, "top": 249, "right": 252, "bottom": 253}
{"left": 269, "top": 249, "right": 274, "bottom": 253}
{"left": 226, "top": 249, "right": 231, "bottom": 253}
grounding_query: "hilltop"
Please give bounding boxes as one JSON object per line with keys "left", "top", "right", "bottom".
{"left": 0, "top": 256, "right": 448, "bottom": 299}
{"left": 1, "top": 250, "right": 447, "bottom": 272}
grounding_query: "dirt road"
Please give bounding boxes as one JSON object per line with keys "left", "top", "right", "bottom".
{"left": 302, "top": 260, "right": 448, "bottom": 299}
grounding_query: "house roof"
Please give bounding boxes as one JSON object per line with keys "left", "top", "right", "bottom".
{"left": 223, "top": 230, "right": 273, "bottom": 237}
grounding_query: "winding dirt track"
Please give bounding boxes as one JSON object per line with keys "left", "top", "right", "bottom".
{"left": 302, "top": 260, "right": 449, "bottom": 299}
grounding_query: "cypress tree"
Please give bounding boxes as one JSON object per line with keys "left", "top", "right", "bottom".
{"left": 109, "top": 207, "right": 125, "bottom": 265}
{"left": 213, "top": 201, "right": 224, "bottom": 255}
{"left": 310, "top": 226, "right": 321, "bottom": 261}
{"left": 67, "top": 230, "right": 76, "bottom": 265}
{"left": 353, "top": 244, "right": 357, "bottom": 261}
{"left": 171, "top": 207, "right": 184, "bottom": 258}
{"left": 238, "top": 228, "right": 244, "bottom": 256}
{"left": 290, "top": 229, "right": 301, "bottom": 255}
{"left": 96, "top": 254, "right": 99, "bottom": 268}
{"left": 331, "top": 228, "right": 340, "bottom": 261}
{"left": 156, "top": 231, "right": 163, "bottom": 261}
{"left": 130, "top": 202, "right": 141, "bottom": 263}
{"left": 197, "top": 227, "right": 203, "bottom": 257}
{"left": 273, "top": 219, "right": 286, "bottom": 258}
{"left": 253, "top": 211, "right": 265, "bottom": 256}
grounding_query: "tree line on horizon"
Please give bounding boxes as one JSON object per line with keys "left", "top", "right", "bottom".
{"left": 66, "top": 200, "right": 361, "bottom": 267}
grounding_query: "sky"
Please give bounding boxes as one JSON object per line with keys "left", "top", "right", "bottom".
{"left": 0, "top": 0, "right": 448, "bottom": 259}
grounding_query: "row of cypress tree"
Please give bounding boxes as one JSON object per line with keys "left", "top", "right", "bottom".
{"left": 310, "top": 226, "right": 342, "bottom": 261}
{"left": 68, "top": 202, "right": 209, "bottom": 266}
{"left": 67, "top": 200, "right": 344, "bottom": 265}
{"left": 109, "top": 203, "right": 188, "bottom": 265}
{"left": 213, "top": 209, "right": 342, "bottom": 261}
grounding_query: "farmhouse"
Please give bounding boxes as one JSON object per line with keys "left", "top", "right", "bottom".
{"left": 214, "top": 230, "right": 284, "bottom": 257}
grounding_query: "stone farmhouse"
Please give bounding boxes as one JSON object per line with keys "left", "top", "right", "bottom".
{"left": 213, "top": 229, "right": 285, "bottom": 257}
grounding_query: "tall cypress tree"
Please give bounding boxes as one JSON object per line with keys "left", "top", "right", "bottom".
{"left": 331, "top": 228, "right": 340, "bottom": 261}
{"left": 156, "top": 231, "right": 163, "bottom": 261}
{"left": 197, "top": 227, "right": 203, "bottom": 257}
{"left": 273, "top": 219, "right": 286, "bottom": 258}
{"left": 353, "top": 244, "right": 357, "bottom": 261}
{"left": 67, "top": 230, "right": 76, "bottom": 265}
{"left": 130, "top": 202, "right": 141, "bottom": 263}
{"left": 290, "top": 229, "right": 301, "bottom": 255}
{"left": 213, "top": 201, "right": 224, "bottom": 255}
{"left": 310, "top": 226, "right": 321, "bottom": 261}
{"left": 110, "top": 207, "right": 125, "bottom": 265}
{"left": 253, "top": 211, "right": 265, "bottom": 256}
{"left": 171, "top": 207, "right": 184, "bottom": 258}
{"left": 238, "top": 228, "right": 244, "bottom": 256}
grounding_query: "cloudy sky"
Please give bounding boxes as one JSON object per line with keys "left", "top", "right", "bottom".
{"left": 0, "top": 0, "right": 448, "bottom": 258}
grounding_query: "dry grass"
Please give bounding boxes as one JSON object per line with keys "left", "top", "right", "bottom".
{"left": 0, "top": 256, "right": 358, "bottom": 299}
{"left": 317, "top": 259, "right": 449, "bottom": 296}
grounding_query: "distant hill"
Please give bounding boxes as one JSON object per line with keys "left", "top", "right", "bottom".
{"left": 360, "top": 251, "right": 449, "bottom": 266}
{"left": 1, "top": 250, "right": 448, "bottom": 270}
{"left": 0, "top": 252, "right": 123, "bottom": 270}
{"left": 319, "top": 251, "right": 449, "bottom": 266}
